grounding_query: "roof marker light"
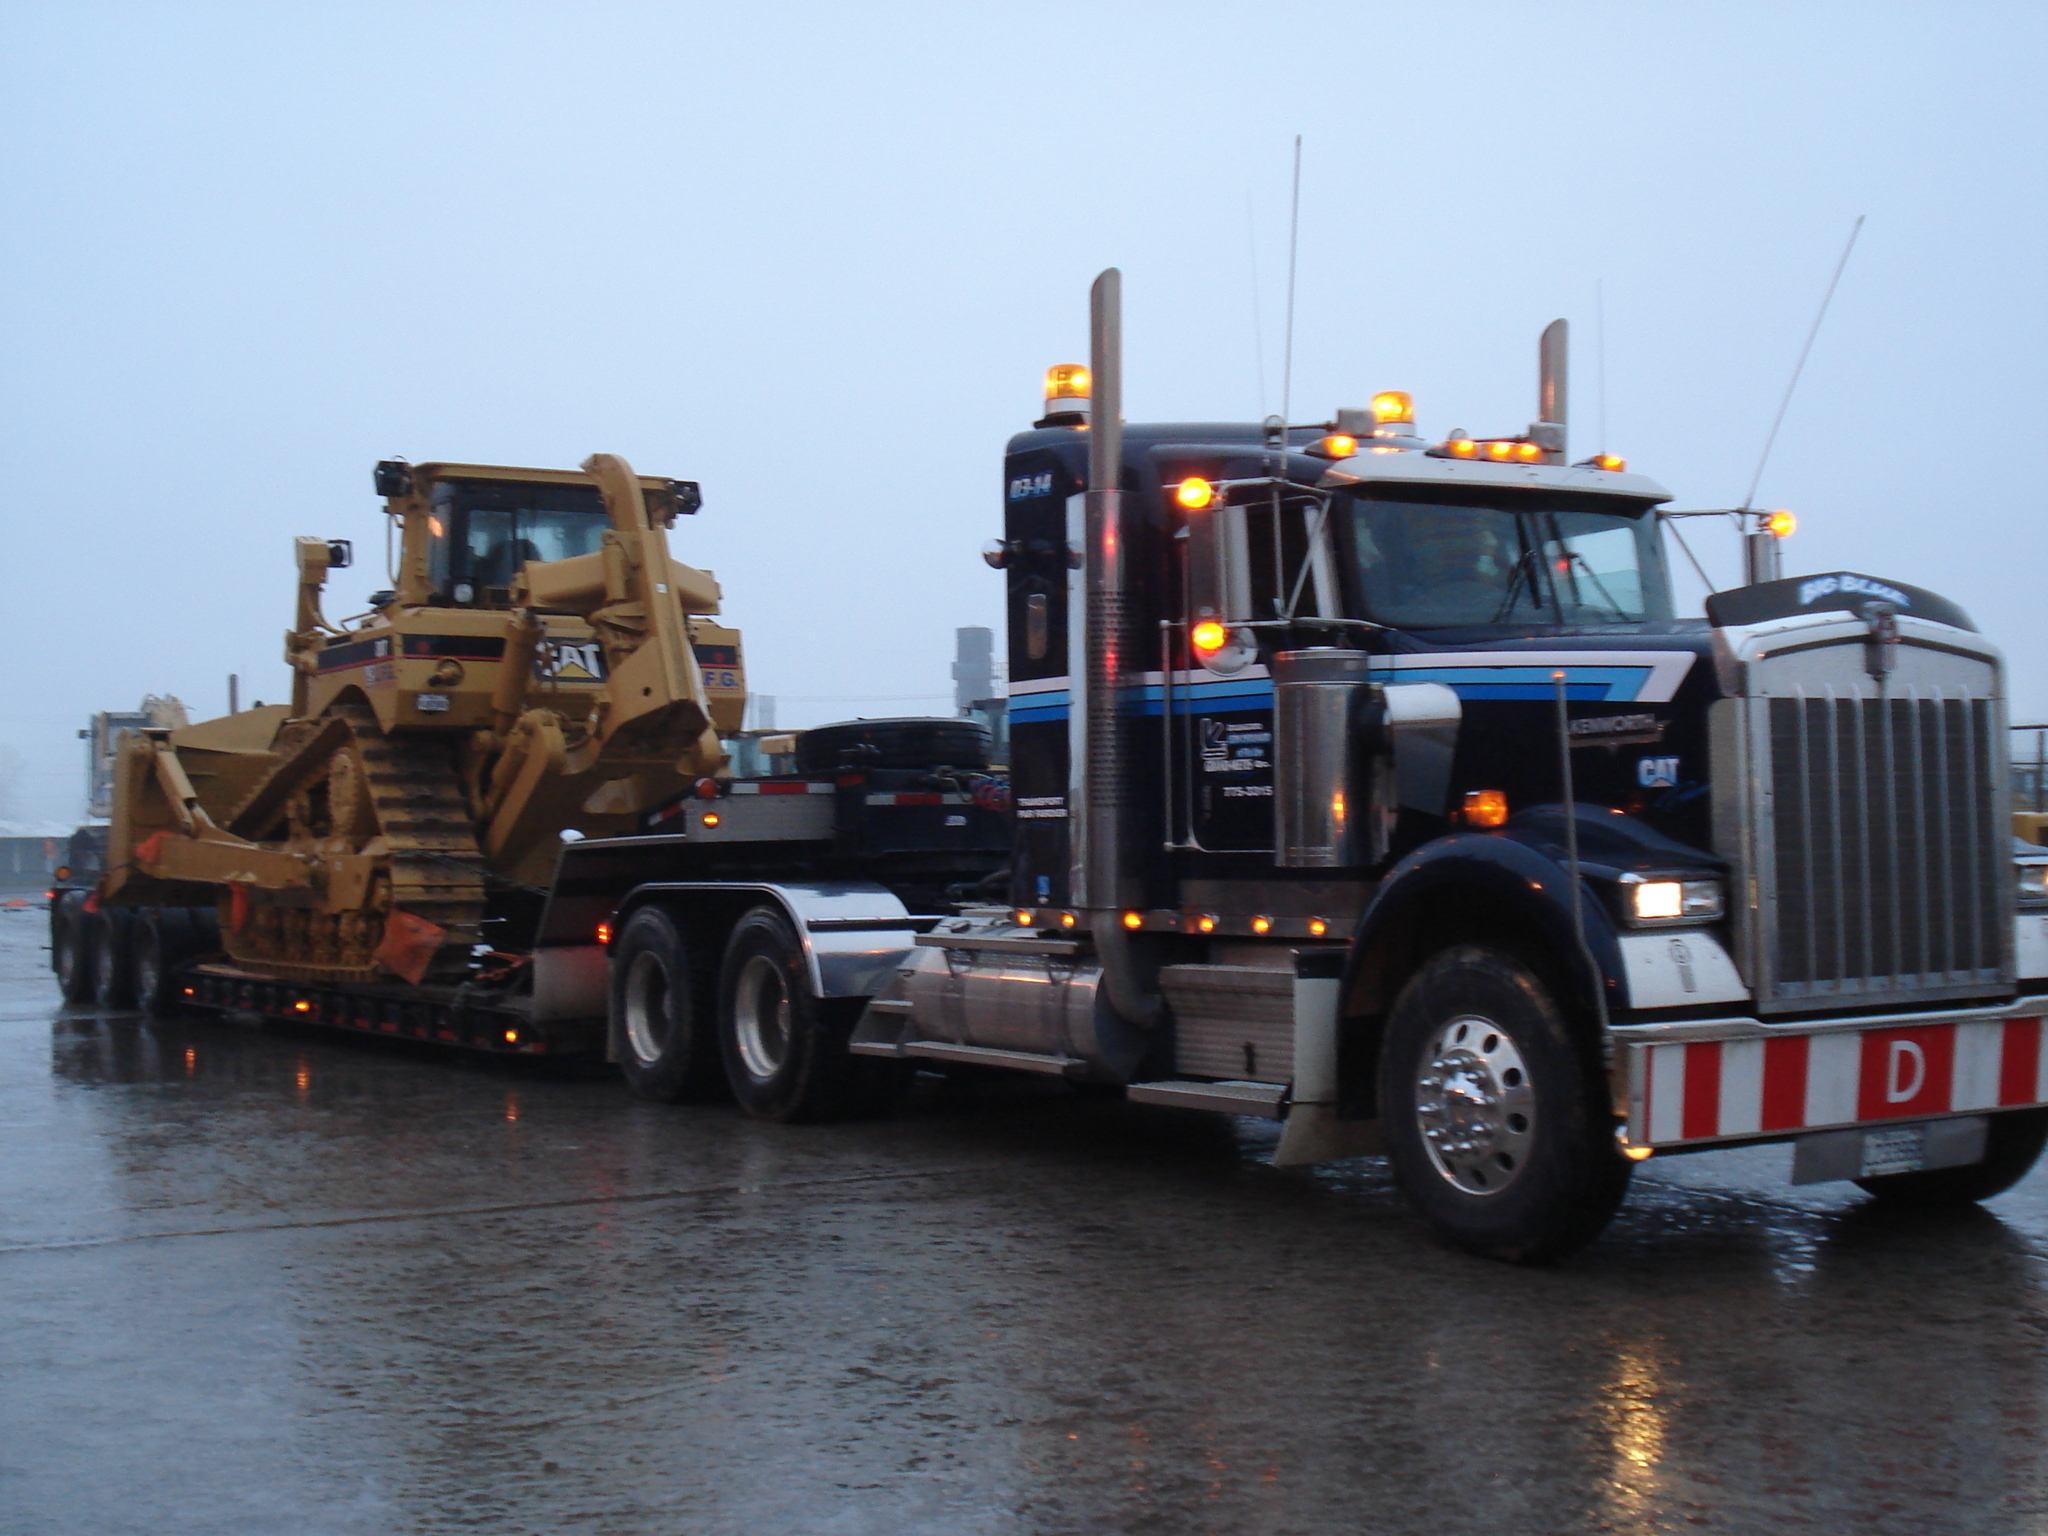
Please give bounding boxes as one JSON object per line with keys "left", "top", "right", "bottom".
{"left": 1307, "top": 434, "right": 1359, "bottom": 460}
{"left": 1592, "top": 454, "right": 1626, "bottom": 472}
{"left": 1175, "top": 477, "right": 1216, "bottom": 510}
{"left": 1444, "top": 438, "right": 1479, "bottom": 460}
{"left": 1045, "top": 363, "right": 1090, "bottom": 401}
{"left": 1484, "top": 441, "right": 1518, "bottom": 462}
{"left": 1370, "top": 391, "right": 1414, "bottom": 425}
{"left": 1514, "top": 442, "right": 1543, "bottom": 464}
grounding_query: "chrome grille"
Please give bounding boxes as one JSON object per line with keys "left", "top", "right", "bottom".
{"left": 1759, "top": 690, "right": 2006, "bottom": 1007}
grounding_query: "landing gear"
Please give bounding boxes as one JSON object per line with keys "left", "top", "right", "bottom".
{"left": 1380, "top": 944, "right": 1633, "bottom": 1263}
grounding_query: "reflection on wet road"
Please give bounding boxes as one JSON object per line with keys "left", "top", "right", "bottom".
{"left": 3, "top": 906, "right": 2045, "bottom": 1534}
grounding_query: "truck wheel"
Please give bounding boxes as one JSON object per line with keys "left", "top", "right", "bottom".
{"left": 52, "top": 893, "right": 98, "bottom": 1004}
{"left": 1854, "top": 1108, "right": 2048, "bottom": 1207}
{"left": 608, "top": 906, "right": 723, "bottom": 1102}
{"left": 91, "top": 909, "right": 137, "bottom": 1010}
{"left": 1378, "top": 944, "right": 1633, "bottom": 1263}
{"left": 718, "top": 905, "right": 907, "bottom": 1122}
{"left": 130, "top": 909, "right": 198, "bottom": 1018}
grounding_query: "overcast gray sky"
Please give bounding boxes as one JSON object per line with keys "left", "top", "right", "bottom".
{"left": 2, "top": 1, "right": 2042, "bottom": 824}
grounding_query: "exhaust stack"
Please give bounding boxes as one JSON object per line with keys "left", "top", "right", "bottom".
{"left": 1536, "top": 319, "right": 1568, "bottom": 460}
{"left": 1075, "top": 268, "right": 1157, "bottom": 1026}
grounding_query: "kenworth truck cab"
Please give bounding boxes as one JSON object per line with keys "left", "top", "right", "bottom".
{"left": 840, "top": 269, "right": 2048, "bottom": 1260}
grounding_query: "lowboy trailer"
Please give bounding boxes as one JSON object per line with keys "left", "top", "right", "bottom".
{"left": 65, "top": 270, "right": 2048, "bottom": 1261}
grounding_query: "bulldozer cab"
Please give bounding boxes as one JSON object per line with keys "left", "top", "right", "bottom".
{"left": 412, "top": 471, "right": 690, "bottom": 610}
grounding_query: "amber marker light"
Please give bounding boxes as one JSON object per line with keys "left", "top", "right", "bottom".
{"left": 1308, "top": 918, "right": 1329, "bottom": 937}
{"left": 1617, "top": 1128, "right": 1654, "bottom": 1161}
{"left": 1061, "top": 912, "right": 1077, "bottom": 929}
{"left": 1122, "top": 910, "right": 1143, "bottom": 930}
{"left": 1445, "top": 438, "right": 1479, "bottom": 460}
{"left": 1015, "top": 910, "right": 1034, "bottom": 926}
{"left": 1766, "top": 509, "right": 1798, "bottom": 538}
{"left": 1175, "top": 476, "right": 1216, "bottom": 510}
{"left": 1464, "top": 789, "right": 1509, "bottom": 828}
{"left": 1370, "top": 390, "right": 1414, "bottom": 424}
{"left": 1483, "top": 440, "right": 1517, "bottom": 462}
{"left": 1197, "top": 914, "right": 1217, "bottom": 933}
{"left": 1045, "top": 363, "right": 1091, "bottom": 401}
{"left": 700, "top": 812, "right": 721, "bottom": 828}
{"left": 294, "top": 999, "right": 312, "bottom": 1013}
{"left": 1251, "top": 916, "right": 1272, "bottom": 935}
{"left": 1515, "top": 442, "right": 1543, "bottom": 463}
{"left": 504, "top": 1029, "right": 520, "bottom": 1044}
{"left": 1310, "top": 433, "right": 1359, "bottom": 459}
{"left": 1592, "top": 454, "right": 1626, "bottom": 472}
{"left": 595, "top": 921, "right": 611, "bottom": 945}
{"left": 1191, "top": 620, "right": 1228, "bottom": 656}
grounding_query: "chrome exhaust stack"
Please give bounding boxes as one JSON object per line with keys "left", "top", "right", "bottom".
{"left": 1534, "top": 318, "right": 1568, "bottom": 461}
{"left": 1074, "top": 268, "right": 1158, "bottom": 1026}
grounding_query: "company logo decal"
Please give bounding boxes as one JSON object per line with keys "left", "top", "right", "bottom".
{"left": 1799, "top": 573, "right": 1909, "bottom": 609}
{"left": 538, "top": 640, "right": 606, "bottom": 681}
{"left": 1008, "top": 472, "right": 1054, "bottom": 500}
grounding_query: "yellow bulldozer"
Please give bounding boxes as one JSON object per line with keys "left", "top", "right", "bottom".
{"left": 95, "top": 453, "right": 742, "bottom": 989}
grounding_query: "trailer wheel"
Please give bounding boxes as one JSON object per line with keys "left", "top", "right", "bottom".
{"left": 1378, "top": 944, "right": 1633, "bottom": 1263}
{"left": 52, "top": 892, "right": 97, "bottom": 1004}
{"left": 608, "top": 907, "right": 723, "bottom": 1103}
{"left": 717, "top": 905, "right": 907, "bottom": 1122}
{"left": 1854, "top": 1107, "right": 2048, "bottom": 1207}
{"left": 91, "top": 909, "right": 137, "bottom": 1010}
{"left": 130, "top": 909, "right": 199, "bottom": 1018}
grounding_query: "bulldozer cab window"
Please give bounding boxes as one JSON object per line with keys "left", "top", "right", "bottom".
{"left": 429, "top": 481, "right": 612, "bottom": 605}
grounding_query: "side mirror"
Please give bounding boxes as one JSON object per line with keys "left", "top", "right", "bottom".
{"left": 1184, "top": 498, "right": 1256, "bottom": 674}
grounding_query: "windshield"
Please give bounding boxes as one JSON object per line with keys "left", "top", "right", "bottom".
{"left": 1340, "top": 491, "right": 1671, "bottom": 629}
{"left": 428, "top": 481, "right": 613, "bottom": 601}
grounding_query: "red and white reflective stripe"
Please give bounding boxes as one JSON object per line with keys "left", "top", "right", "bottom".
{"left": 864, "top": 793, "right": 972, "bottom": 806}
{"left": 1629, "top": 1015, "right": 2048, "bottom": 1146}
{"left": 727, "top": 782, "right": 834, "bottom": 795}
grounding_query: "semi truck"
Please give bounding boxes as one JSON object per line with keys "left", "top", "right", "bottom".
{"left": 56, "top": 271, "right": 2048, "bottom": 1260}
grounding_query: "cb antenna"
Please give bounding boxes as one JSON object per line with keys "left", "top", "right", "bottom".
{"left": 1740, "top": 214, "right": 1865, "bottom": 512}
{"left": 1279, "top": 134, "right": 1303, "bottom": 435}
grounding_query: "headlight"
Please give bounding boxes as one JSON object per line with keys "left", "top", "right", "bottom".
{"left": 1624, "top": 876, "right": 1725, "bottom": 926}
{"left": 2018, "top": 862, "right": 2048, "bottom": 909}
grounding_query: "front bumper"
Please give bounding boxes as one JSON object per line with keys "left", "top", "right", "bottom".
{"left": 1616, "top": 1001, "right": 2048, "bottom": 1149}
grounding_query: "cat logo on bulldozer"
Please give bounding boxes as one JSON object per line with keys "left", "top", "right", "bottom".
{"left": 538, "top": 639, "right": 606, "bottom": 682}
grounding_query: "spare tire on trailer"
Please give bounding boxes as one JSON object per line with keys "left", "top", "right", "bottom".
{"left": 793, "top": 717, "right": 990, "bottom": 775}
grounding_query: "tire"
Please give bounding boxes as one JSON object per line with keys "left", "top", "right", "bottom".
{"left": 1378, "top": 944, "right": 1633, "bottom": 1263}
{"left": 91, "top": 909, "right": 137, "bottom": 1009}
{"left": 717, "top": 905, "right": 909, "bottom": 1122}
{"left": 1854, "top": 1108, "right": 2048, "bottom": 1207}
{"left": 52, "top": 892, "right": 98, "bottom": 1004}
{"left": 607, "top": 906, "right": 724, "bottom": 1103}
{"left": 130, "top": 908, "right": 200, "bottom": 1018}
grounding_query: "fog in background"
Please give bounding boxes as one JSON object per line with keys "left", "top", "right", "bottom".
{"left": 2, "top": 1, "right": 2041, "bottom": 824}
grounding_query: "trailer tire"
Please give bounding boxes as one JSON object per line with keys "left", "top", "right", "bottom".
{"left": 1378, "top": 944, "right": 1633, "bottom": 1264}
{"left": 91, "top": 909, "right": 137, "bottom": 1010}
{"left": 52, "top": 892, "right": 97, "bottom": 1004}
{"left": 1854, "top": 1107, "right": 2048, "bottom": 1207}
{"left": 130, "top": 908, "right": 200, "bottom": 1018}
{"left": 717, "top": 905, "right": 908, "bottom": 1123}
{"left": 608, "top": 907, "right": 724, "bottom": 1103}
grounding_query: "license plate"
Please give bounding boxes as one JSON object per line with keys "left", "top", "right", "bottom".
{"left": 1859, "top": 1123, "right": 1927, "bottom": 1177}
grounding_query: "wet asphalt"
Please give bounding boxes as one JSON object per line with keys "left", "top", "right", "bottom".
{"left": 3, "top": 908, "right": 2046, "bottom": 1535}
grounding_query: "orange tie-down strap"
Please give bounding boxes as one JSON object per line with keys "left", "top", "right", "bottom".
{"left": 374, "top": 911, "right": 449, "bottom": 986}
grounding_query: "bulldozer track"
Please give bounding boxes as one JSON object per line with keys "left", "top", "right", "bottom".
{"left": 223, "top": 700, "right": 487, "bottom": 985}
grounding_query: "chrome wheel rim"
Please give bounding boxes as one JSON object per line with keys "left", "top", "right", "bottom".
{"left": 733, "top": 953, "right": 792, "bottom": 1080}
{"left": 622, "top": 950, "right": 669, "bottom": 1065}
{"left": 1413, "top": 1013, "right": 1536, "bottom": 1196}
